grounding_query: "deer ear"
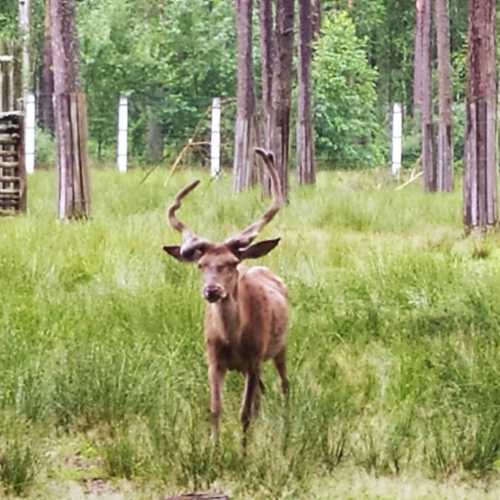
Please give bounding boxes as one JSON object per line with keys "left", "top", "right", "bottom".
{"left": 163, "top": 245, "right": 184, "bottom": 262}
{"left": 238, "top": 238, "right": 281, "bottom": 260}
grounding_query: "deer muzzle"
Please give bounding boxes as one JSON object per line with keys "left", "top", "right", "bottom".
{"left": 203, "top": 284, "right": 227, "bottom": 303}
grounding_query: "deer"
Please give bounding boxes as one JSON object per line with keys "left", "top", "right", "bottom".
{"left": 163, "top": 148, "right": 289, "bottom": 444}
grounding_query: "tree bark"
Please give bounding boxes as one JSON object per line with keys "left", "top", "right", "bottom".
{"left": 414, "top": 0, "right": 436, "bottom": 192}
{"left": 146, "top": 107, "right": 164, "bottom": 163}
{"left": 18, "top": 0, "right": 31, "bottom": 94}
{"left": 50, "top": 0, "right": 90, "bottom": 219}
{"left": 258, "top": 0, "right": 274, "bottom": 195}
{"left": 435, "top": 0, "right": 453, "bottom": 192}
{"left": 39, "top": 0, "right": 55, "bottom": 134}
{"left": 259, "top": 0, "right": 273, "bottom": 148}
{"left": 311, "top": 0, "right": 321, "bottom": 41}
{"left": 233, "top": 0, "right": 256, "bottom": 193}
{"left": 464, "top": 0, "right": 497, "bottom": 230}
{"left": 272, "top": 0, "right": 294, "bottom": 201}
{"left": 297, "top": 0, "right": 315, "bottom": 185}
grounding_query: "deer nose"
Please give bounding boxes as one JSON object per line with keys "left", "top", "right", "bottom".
{"left": 203, "top": 285, "right": 224, "bottom": 303}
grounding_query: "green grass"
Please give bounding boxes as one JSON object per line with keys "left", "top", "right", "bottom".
{"left": 1, "top": 167, "right": 500, "bottom": 498}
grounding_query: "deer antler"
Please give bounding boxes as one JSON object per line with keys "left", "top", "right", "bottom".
{"left": 225, "top": 148, "right": 283, "bottom": 249}
{"left": 167, "top": 179, "right": 211, "bottom": 260}
{"left": 167, "top": 179, "right": 200, "bottom": 238}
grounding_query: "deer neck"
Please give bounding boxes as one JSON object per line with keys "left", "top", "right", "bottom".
{"left": 210, "top": 282, "right": 241, "bottom": 344}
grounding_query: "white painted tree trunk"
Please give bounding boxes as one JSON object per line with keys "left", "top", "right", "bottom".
{"left": 211, "top": 97, "right": 221, "bottom": 177}
{"left": 25, "top": 92, "right": 35, "bottom": 174}
{"left": 391, "top": 103, "right": 402, "bottom": 177}
{"left": 19, "top": 1, "right": 35, "bottom": 173}
{"left": 117, "top": 95, "right": 128, "bottom": 172}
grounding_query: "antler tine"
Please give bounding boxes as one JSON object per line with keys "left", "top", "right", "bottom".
{"left": 167, "top": 179, "right": 201, "bottom": 239}
{"left": 226, "top": 148, "right": 283, "bottom": 248}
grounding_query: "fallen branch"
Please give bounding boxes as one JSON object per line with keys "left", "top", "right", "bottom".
{"left": 395, "top": 170, "right": 423, "bottom": 191}
{"left": 163, "top": 141, "right": 210, "bottom": 187}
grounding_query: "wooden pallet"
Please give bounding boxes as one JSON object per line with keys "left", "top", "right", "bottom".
{"left": 0, "top": 111, "right": 26, "bottom": 214}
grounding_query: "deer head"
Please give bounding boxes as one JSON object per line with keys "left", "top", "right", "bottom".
{"left": 163, "top": 148, "right": 283, "bottom": 303}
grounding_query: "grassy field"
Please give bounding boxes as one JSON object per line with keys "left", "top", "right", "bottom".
{"left": 2, "top": 167, "right": 500, "bottom": 498}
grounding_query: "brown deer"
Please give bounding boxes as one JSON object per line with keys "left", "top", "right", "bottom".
{"left": 163, "top": 148, "right": 289, "bottom": 443}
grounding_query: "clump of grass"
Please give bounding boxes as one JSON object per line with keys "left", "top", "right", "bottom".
{"left": 0, "top": 417, "right": 38, "bottom": 497}
{"left": 100, "top": 426, "right": 143, "bottom": 480}
{"left": 0, "top": 441, "right": 37, "bottom": 497}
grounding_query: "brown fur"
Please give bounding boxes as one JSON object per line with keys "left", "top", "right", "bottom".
{"left": 165, "top": 244, "right": 289, "bottom": 441}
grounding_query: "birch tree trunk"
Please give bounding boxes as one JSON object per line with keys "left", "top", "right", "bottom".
{"left": 233, "top": 0, "right": 256, "bottom": 193}
{"left": 435, "top": 0, "right": 453, "bottom": 192}
{"left": 414, "top": 0, "right": 436, "bottom": 192}
{"left": 50, "top": 0, "right": 90, "bottom": 219}
{"left": 463, "top": 0, "right": 497, "bottom": 230}
{"left": 297, "top": 0, "right": 315, "bottom": 185}
{"left": 272, "top": 0, "right": 294, "bottom": 201}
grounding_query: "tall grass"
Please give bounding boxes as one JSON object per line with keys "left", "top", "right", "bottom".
{"left": 1, "top": 167, "right": 500, "bottom": 497}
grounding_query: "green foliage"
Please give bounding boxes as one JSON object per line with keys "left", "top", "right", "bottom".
{"left": 313, "top": 11, "right": 386, "bottom": 168}
{"left": 77, "top": 0, "right": 236, "bottom": 162}
{"left": 0, "top": 416, "right": 38, "bottom": 497}
{"left": 35, "top": 129, "right": 56, "bottom": 167}
{"left": 0, "top": 0, "right": 18, "bottom": 40}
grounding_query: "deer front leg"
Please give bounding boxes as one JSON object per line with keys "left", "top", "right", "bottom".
{"left": 273, "top": 350, "right": 289, "bottom": 401}
{"left": 240, "top": 370, "right": 259, "bottom": 447}
{"left": 208, "top": 362, "right": 226, "bottom": 442}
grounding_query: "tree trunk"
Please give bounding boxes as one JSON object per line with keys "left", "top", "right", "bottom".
{"left": 259, "top": 0, "right": 273, "bottom": 148}
{"left": 50, "top": 0, "right": 90, "bottom": 219}
{"left": 311, "top": 0, "right": 321, "bottom": 40}
{"left": 464, "top": 0, "right": 497, "bottom": 230}
{"left": 259, "top": 0, "right": 274, "bottom": 195}
{"left": 39, "top": 0, "right": 55, "bottom": 134}
{"left": 435, "top": 0, "right": 453, "bottom": 192}
{"left": 414, "top": 0, "right": 436, "bottom": 192}
{"left": 272, "top": 0, "right": 294, "bottom": 201}
{"left": 18, "top": 0, "right": 31, "bottom": 94}
{"left": 297, "top": 0, "right": 315, "bottom": 185}
{"left": 146, "top": 108, "right": 164, "bottom": 163}
{"left": 233, "top": 0, "right": 256, "bottom": 193}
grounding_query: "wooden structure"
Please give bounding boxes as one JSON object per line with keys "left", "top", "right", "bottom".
{"left": 53, "top": 92, "right": 90, "bottom": 219}
{"left": 0, "top": 43, "right": 26, "bottom": 215}
{"left": 0, "top": 112, "right": 26, "bottom": 214}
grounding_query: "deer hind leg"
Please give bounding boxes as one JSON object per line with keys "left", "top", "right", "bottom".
{"left": 252, "top": 378, "right": 265, "bottom": 418}
{"left": 208, "top": 363, "right": 226, "bottom": 442}
{"left": 273, "top": 350, "right": 289, "bottom": 400}
{"left": 240, "top": 370, "right": 260, "bottom": 446}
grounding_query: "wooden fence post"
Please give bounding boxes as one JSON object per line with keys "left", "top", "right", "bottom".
{"left": 391, "top": 103, "right": 402, "bottom": 178}
{"left": 54, "top": 92, "right": 90, "bottom": 219}
{"left": 117, "top": 95, "right": 128, "bottom": 172}
{"left": 211, "top": 97, "right": 221, "bottom": 177}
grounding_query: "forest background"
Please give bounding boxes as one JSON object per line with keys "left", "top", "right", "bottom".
{"left": 0, "top": 0, "right": 469, "bottom": 170}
